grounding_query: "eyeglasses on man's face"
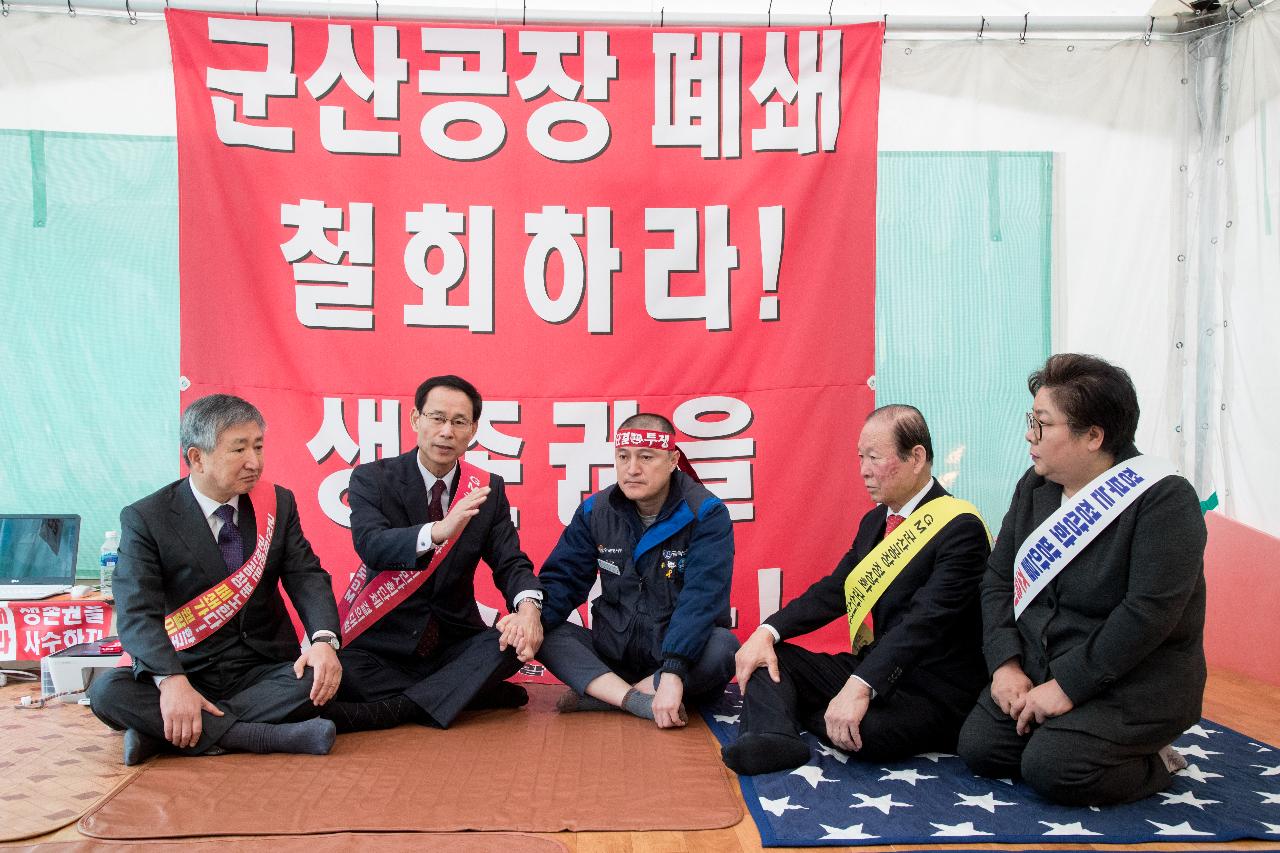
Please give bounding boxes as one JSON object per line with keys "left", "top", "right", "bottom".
{"left": 422, "top": 412, "right": 474, "bottom": 430}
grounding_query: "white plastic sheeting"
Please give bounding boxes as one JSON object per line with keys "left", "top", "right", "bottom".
{"left": 1214, "top": 6, "right": 1280, "bottom": 535}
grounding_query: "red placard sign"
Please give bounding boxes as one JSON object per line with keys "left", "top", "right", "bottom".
{"left": 169, "top": 11, "right": 881, "bottom": 652}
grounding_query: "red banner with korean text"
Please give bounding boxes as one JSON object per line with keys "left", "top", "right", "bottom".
{"left": 169, "top": 12, "right": 880, "bottom": 654}
{"left": 0, "top": 600, "right": 113, "bottom": 661}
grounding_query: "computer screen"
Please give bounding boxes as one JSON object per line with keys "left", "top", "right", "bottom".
{"left": 0, "top": 515, "right": 81, "bottom": 585}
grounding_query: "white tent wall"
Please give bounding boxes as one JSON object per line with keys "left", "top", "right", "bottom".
{"left": 878, "top": 35, "right": 1189, "bottom": 485}
{"left": 1, "top": 8, "right": 1277, "bottom": 537}
{"left": 1216, "top": 5, "right": 1280, "bottom": 537}
{"left": 0, "top": 16, "right": 176, "bottom": 136}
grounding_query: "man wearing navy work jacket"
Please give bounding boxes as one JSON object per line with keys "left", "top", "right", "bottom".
{"left": 322, "top": 375, "right": 543, "bottom": 732}
{"left": 722, "top": 405, "right": 990, "bottom": 775}
{"left": 535, "top": 413, "right": 739, "bottom": 729}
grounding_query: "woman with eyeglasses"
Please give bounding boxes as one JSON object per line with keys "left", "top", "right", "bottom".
{"left": 956, "top": 353, "right": 1207, "bottom": 806}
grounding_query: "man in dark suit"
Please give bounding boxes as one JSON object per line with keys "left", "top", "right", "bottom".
{"left": 88, "top": 394, "right": 343, "bottom": 765}
{"left": 722, "top": 405, "right": 990, "bottom": 775}
{"left": 323, "top": 375, "right": 543, "bottom": 731}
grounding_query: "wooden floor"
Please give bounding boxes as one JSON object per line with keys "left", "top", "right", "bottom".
{"left": 8, "top": 667, "right": 1280, "bottom": 852}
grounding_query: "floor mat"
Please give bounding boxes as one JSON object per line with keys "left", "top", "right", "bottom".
{"left": 79, "top": 683, "right": 742, "bottom": 839}
{"left": 11, "top": 832, "right": 565, "bottom": 852}
{"left": 0, "top": 681, "right": 140, "bottom": 843}
{"left": 703, "top": 685, "right": 1280, "bottom": 847}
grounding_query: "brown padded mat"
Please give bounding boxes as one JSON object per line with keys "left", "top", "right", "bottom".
{"left": 0, "top": 681, "right": 141, "bottom": 842}
{"left": 79, "top": 684, "right": 742, "bottom": 838}
{"left": 11, "top": 832, "right": 566, "bottom": 852}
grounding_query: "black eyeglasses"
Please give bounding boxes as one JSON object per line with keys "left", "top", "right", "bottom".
{"left": 1025, "top": 411, "right": 1052, "bottom": 442}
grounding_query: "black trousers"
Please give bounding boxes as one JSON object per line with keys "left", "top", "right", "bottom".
{"left": 739, "top": 641, "right": 967, "bottom": 762}
{"left": 957, "top": 696, "right": 1174, "bottom": 806}
{"left": 337, "top": 627, "right": 521, "bottom": 728}
{"left": 87, "top": 652, "right": 318, "bottom": 755}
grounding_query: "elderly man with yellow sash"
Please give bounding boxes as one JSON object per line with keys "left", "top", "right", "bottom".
{"left": 722, "top": 405, "right": 990, "bottom": 776}
{"left": 88, "top": 394, "right": 344, "bottom": 765}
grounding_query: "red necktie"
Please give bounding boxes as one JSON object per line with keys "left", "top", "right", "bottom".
{"left": 883, "top": 512, "right": 905, "bottom": 540}
{"left": 416, "top": 479, "right": 449, "bottom": 658}
{"left": 428, "top": 479, "right": 447, "bottom": 523}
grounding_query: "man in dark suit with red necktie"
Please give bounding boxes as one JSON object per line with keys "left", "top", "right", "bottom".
{"left": 722, "top": 405, "right": 990, "bottom": 775}
{"left": 324, "top": 375, "right": 543, "bottom": 731}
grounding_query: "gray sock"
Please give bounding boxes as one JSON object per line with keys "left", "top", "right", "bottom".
{"left": 621, "top": 688, "right": 655, "bottom": 721}
{"left": 217, "top": 718, "right": 336, "bottom": 756}
{"left": 556, "top": 688, "right": 617, "bottom": 713}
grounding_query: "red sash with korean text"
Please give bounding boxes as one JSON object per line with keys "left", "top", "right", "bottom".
{"left": 164, "top": 482, "right": 278, "bottom": 651}
{"left": 338, "top": 460, "right": 490, "bottom": 645}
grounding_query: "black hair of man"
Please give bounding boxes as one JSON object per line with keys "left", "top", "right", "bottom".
{"left": 413, "top": 375, "right": 483, "bottom": 423}
{"left": 618, "top": 412, "right": 676, "bottom": 434}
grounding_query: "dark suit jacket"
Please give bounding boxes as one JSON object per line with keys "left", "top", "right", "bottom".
{"left": 113, "top": 479, "right": 340, "bottom": 680}
{"left": 345, "top": 449, "right": 540, "bottom": 658}
{"left": 766, "top": 479, "right": 990, "bottom": 711}
{"left": 979, "top": 445, "right": 1207, "bottom": 742}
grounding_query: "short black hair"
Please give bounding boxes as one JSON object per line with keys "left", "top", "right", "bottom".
{"left": 867, "top": 404, "right": 934, "bottom": 464}
{"left": 1028, "top": 353, "right": 1138, "bottom": 456}
{"left": 414, "top": 375, "right": 483, "bottom": 422}
{"left": 618, "top": 412, "right": 675, "bottom": 433}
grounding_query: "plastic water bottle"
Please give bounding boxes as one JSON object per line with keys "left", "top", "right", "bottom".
{"left": 99, "top": 531, "right": 119, "bottom": 597}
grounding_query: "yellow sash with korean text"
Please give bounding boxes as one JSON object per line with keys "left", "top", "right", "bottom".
{"left": 844, "top": 496, "right": 983, "bottom": 652}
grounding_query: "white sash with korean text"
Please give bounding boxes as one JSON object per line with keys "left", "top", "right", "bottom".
{"left": 1012, "top": 455, "right": 1179, "bottom": 619}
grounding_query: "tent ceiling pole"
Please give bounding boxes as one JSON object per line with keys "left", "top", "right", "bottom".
{"left": 0, "top": 0, "right": 1194, "bottom": 38}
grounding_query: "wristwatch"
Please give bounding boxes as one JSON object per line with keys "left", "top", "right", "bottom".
{"left": 311, "top": 631, "right": 341, "bottom": 651}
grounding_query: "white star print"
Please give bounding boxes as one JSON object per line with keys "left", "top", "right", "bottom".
{"left": 1147, "top": 820, "right": 1214, "bottom": 836}
{"left": 790, "top": 764, "right": 836, "bottom": 789}
{"left": 1253, "top": 764, "right": 1280, "bottom": 776}
{"left": 816, "top": 743, "right": 849, "bottom": 764}
{"left": 879, "top": 767, "right": 938, "bottom": 786}
{"left": 954, "top": 791, "right": 1017, "bottom": 814}
{"left": 712, "top": 714, "right": 739, "bottom": 724}
{"left": 1158, "top": 790, "right": 1221, "bottom": 810}
{"left": 758, "top": 796, "right": 808, "bottom": 817}
{"left": 930, "top": 821, "right": 992, "bottom": 837}
{"left": 916, "top": 751, "right": 956, "bottom": 762}
{"left": 1259, "top": 821, "right": 1280, "bottom": 834}
{"left": 1182, "top": 724, "right": 1219, "bottom": 739}
{"left": 817, "top": 823, "right": 879, "bottom": 840}
{"left": 849, "top": 792, "right": 911, "bottom": 815}
{"left": 1256, "top": 791, "right": 1280, "bottom": 805}
{"left": 1174, "top": 744, "right": 1223, "bottom": 761}
{"left": 1177, "top": 763, "right": 1224, "bottom": 784}
{"left": 1039, "top": 821, "right": 1101, "bottom": 836}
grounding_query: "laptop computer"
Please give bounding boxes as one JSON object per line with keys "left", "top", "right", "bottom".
{"left": 0, "top": 514, "right": 81, "bottom": 601}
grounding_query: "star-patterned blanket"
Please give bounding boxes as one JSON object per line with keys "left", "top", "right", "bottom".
{"left": 701, "top": 687, "right": 1280, "bottom": 847}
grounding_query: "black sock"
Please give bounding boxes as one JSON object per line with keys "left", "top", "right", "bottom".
{"left": 322, "top": 694, "right": 432, "bottom": 733}
{"left": 468, "top": 681, "right": 529, "bottom": 710}
{"left": 721, "top": 732, "right": 810, "bottom": 775}
{"left": 122, "top": 728, "right": 166, "bottom": 766}
{"left": 216, "top": 718, "right": 336, "bottom": 755}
